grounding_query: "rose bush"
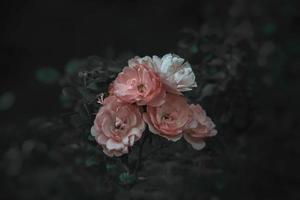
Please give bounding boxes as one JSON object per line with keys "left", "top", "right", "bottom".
{"left": 91, "top": 53, "right": 217, "bottom": 157}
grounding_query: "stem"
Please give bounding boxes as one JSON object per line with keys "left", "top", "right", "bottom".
{"left": 134, "top": 132, "right": 148, "bottom": 175}
{"left": 117, "top": 156, "right": 129, "bottom": 173}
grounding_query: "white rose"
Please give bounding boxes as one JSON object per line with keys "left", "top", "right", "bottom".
{"left": 152, "top": 53, "right": 197, "bottom": 93}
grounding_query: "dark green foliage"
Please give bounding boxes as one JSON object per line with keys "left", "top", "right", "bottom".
{"left": 0, "top": 91, "right": 15, "bottom": 111}
{"left": 262, "top": 23, "right": 277, "bottom": 36}
{"left": 60, "top": 55, "right": 134, "bottom": 130}
{"left": 119, "top": 172, "right": 136, "bottom": 185}
{"left": 35, "top": 67, "right": 61, "bottom": 84}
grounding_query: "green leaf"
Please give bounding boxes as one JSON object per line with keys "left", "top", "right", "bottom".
{"left": 206, "top": 65, "right": 218, "bottom": 76}
{"left": 200, "top": 84, "right": 217, "bottom": 100}
{"left": 191, "top": 44, "right": 199, "bottom": 54}
{"left": 85, "top": 156, "right": 98, "bottom": 167}
{"left": 263, "top": 23, "right": 277, "bottom": 36}
{"left": 35, "top": 67, "right": 60, "bottom": 84}
{"left": 106, "top": 164, "right": 117, "bottom": 173}
{"left": 65, "top": 59, "right": 83, "bottom": 74}
{"left": 204, "top": 52, "right": 215, "bottom": 62}
{"left": 119, "top": 172, "right": 136, "bottom": 185}
{"left": 0, "top": 92, "right": 15, "bottom": 111}
{"left": 59, "top": 93, "right": 73, "bottom": 108}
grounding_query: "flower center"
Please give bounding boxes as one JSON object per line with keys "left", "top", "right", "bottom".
{"left": 162, "top": 113, "right": 175, "bottom": 122}
{"left": 137, "top": 84, "right": 146, "bottom": 93}
{"left": 114, "top": 117, "right": 126, "bottom": 130}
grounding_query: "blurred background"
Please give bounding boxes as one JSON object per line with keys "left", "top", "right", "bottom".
{"left": 1, "top": 0, "right": 204, "bottom": 120}
{"left": 0, "top": 0, "right": 299, "bottom": 199}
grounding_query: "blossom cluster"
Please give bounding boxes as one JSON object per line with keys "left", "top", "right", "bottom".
{"left": 91, "top": 54, "right": 217, "bottom": 157}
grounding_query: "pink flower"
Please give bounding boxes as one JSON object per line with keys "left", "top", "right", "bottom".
{"left": 91, "top": 96, "right": 145, "bottom": 157}
{"left": 143, "top": 93, "right": 191, "bottom": 141}
{"left": 112, "top": 56, "right": 166, "bottom": 106}
{"left": 183, "top": 104, "right": 217, "bottom": 150}
{"left": 152, "top": 53, "right": 197, "bottom": 94}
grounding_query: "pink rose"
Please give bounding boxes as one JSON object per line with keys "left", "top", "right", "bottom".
{"left": 183, "top": 104, "right": 217, "bottom": 150}
{"left": 91, "top": 96, "right": 145, "bottom": 157}
{"left": 112, "top": 56, "right": 166, "bottom": 106}
{"left": 143, "top": 93, "right": 191, "bottom": 141}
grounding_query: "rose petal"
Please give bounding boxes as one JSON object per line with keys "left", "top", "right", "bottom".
{"left": 97, "top": 134, "right": 108, "bottom": 145}
{"left": 147, "top": 87, "right": 166, "bottom": 107}
{"left": 106, "top": 139, "right": 125, "bottom": 151}
{"left": 183, "top": 134, "right": 206, "bottom": 150}
{"left": 91, "top": 126, "right": 97, "bottom": 137}
{"left": 143, "top": 113, "right": 160, "bottom": 135}
{"left": 151, "top": 54, "right": 197, "bottom": 93}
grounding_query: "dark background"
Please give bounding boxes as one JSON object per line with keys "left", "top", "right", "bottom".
{"left": 1, "top": 0, "right": 203, "bottom": 119}
{"left": 1, "top": 0, "right": 298, "bottom": 118}
{"left": 0, "top": 0, "right": 299, "bottom": 199}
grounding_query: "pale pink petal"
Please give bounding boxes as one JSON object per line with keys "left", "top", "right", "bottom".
{"left": 102, "top": 147, "right": 114, "bottom": 157}
{"left": 183, "top": 104, "right": 217, "bottom": 150}
{"left": 122, "top": 136, "right": 129, "bottom": 146}
{"left": 147, "top": 87, "right": 166, "bottom": 107}
{"left": 128, "top": 127, "right": 143, "bottom": 139}
{"left": 106, "top": 139, "right": 124, "bottom": 151}
{"left": 97, "top": 134, "right": 108, "bottom": 145}
{"left": 129, "top": 135, "right": 135, "bottom": 146}
{"left": 143, "top": 113, "right": 160, "bottom": 135}
{"left": 91, "top": 126, "right": 98, "bottom": 137}
{"left": 209, "top": 129, "right": 218, "bottom": 136}
{"left": 121, "top": 147, "right": 129, "bottom": 154}
{"left": 183, "top": 134, "right": 206, "bottom": 150}
{"left": 162, "top": 133, "right": 182, "bottom": 142}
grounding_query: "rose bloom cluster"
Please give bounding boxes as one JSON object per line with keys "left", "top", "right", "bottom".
{"left": 91, "top": 54, "right": 217, "bottom": 157}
